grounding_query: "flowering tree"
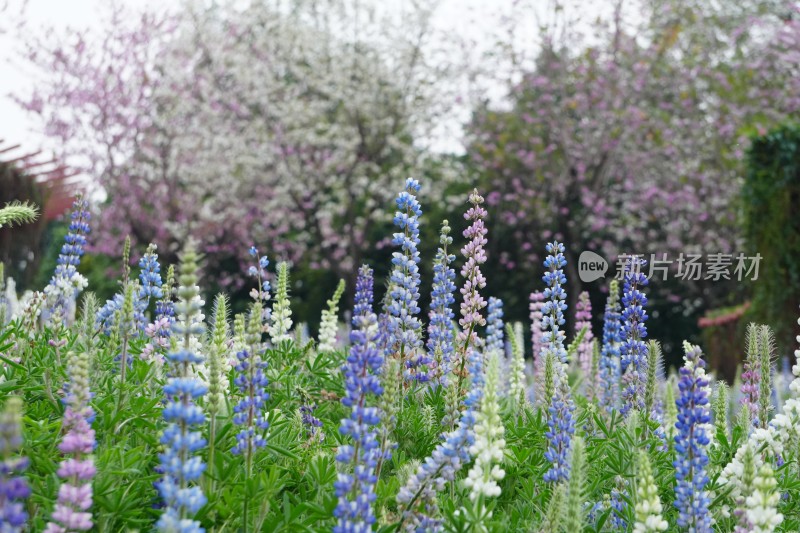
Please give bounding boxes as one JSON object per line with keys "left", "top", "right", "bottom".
{"left": 15, "top": 1, "right": 455, "bottom": 289}
{"left": 467, "top": 0, "right": 800, "bottom": 316}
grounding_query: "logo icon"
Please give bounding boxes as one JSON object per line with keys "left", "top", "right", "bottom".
{"left": 578, "top": 251, "right": 608, "bottom": 283}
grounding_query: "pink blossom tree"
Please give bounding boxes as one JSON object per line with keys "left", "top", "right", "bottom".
{"left": 15, "top": 1, "right": 458, "bottom": 290}
{"left": 467, "top": 0, "right": 800, "bottom": 317}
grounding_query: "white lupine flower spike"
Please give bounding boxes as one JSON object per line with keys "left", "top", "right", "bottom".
{"left": 633, "top": 451, "right": 668, "bottom": 533}
{"left": 464, "top": 352, "right": 506, "bottom": 502}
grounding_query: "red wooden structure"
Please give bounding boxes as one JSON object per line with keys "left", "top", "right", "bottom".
{"left": 0, "top": 139, "right": 83, "bottom": 220}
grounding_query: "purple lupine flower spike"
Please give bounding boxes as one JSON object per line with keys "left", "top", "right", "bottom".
{"left": 135, "top": 243, "right": 163, "bottom": 330}
{"left": 673, "top": 343, "right": 712, "bottom": 532}
{"left": 300, "top": 402, "right": 324, "bottom": 444}
{"left": 231, "top": 304, "right": 270, "bottom": 458}
{"left": 45, "top": 196, "right": 91, "bottom": 324}
{"left": 387, "top": 178, "right": 426, "bottom": 382}
{"left": 741, "top": 323, "right": 761, "bottom": 428}
{"left": 156, "top": 248, "right": 207, "bottom": 532}
{"left": 541, "top": 241, "right": 575, "bottom": 484}
{"left": 619, "top": 255, "right": 649, "bottom": 417}
{"left": 427, "top": 220, "right": 456, "bottom": 387}
{"left": 599, "top": 280, "right": 621, "bottom": 412}
{"left": 334, "top": 265, "right": 385, "bottom": 532}
{"left": 486, "top": 297, "right": 504, "bottom": 355}
{"left": 455, "top": 189, "right": 488, "bottom": 394}
{"left": 0, "top": 397, "right": 29, "bottom": 532}
{"left": 44, "top": 350, "right": 96, "bottom": 532}
{"left": 540, "top": 242, "right": 568, "bottom": 364}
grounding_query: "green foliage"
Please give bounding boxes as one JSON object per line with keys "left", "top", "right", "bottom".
{"left": 743, "top": 123, "right": 800, "bottom": 354}
{"left": 2, "top": 291, "right": 799, "bottom": 531}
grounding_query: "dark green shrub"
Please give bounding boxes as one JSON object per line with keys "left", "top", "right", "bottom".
{"left": 743, "top": 124, "right": 800, "bottom": 356}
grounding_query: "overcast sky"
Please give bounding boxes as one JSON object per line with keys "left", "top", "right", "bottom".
{"left": 0, "top": 0, "right": 167, "bottom": 153}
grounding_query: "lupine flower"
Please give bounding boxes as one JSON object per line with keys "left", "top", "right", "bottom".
{"left": 720, "top": 333, "right": 800, "bottom": 509}
{"left": 45, "top": 197, "right": 90, "bottom": 324}
{"left": 376, "top": 357, "right": 400, "bottom": 478}
{"left": 464, "top": 352, "right": 506, "bottom": 502}
{"left": 642, "top": 342, "right": 668, "bottom": 449}
{"left": 141, "top": 318, "right": 170, "bottom": 366}
{"left": 0, "top": 397, "right": 29, "bottom": 532}
{"left": 205, "top": 294, "right": 229, "bottom": 490}
{"left": 644, "top": 341, "right": 661, "bottom": 418}
{"left": 441, "top": 368, "right": 462, "bottom": 431}
{"left": 610, "top": 480, "right": 628, "bottom": 530}
{"left": 713, "top": 381, "right": 730, "bottom": 443}
{"left": 455, "top": 189, "right": 488, "bottom": 394}
{"left": 507, "top": 322, "right": 526, "bottom": 410}
{"left": 156, "top": 247, "right": 208, "bottom": 532}
{"left": 620, "top": 255, "right": 649, "bottom": 417}
{"left": 529, "top": 290, "right": 545, "bottom": 382}
{"left": 744, "top": 464, "right": 783, "bottom": 533}
{"left": 741, "top": 323, "right": 761, "bottom": 428}
{"left": 599, "top": 280, "right": 622, "bottom": 411}
{"left": 485, "top": 297, "right": 504, "bottom": 356}
{"left": 795, "top": 306, "right": 800, "bottom": 374}
{"left": 541, "top": 242, "right": 567, "bottom": 365}
{"left": 97, "top": 242, "right": 161, "bottom": 335}
{"left": 353, "top": 267, "right": 378, "bottom": 338}
{"left": 757, "top": 325, "right": 775, "bottom": 430}
{"left": 741, "top": 367, "right": 760, "bottom": 431}
{"left": 270, "top": 261, "right": 293, "bottom": 344}
{"left": 247, "top": 247, "right": 272, "bottom": 325}
{"left": 318, "top": 280, "right": 346, "bottom": 353}
{"left": 426, "top": 220, "right": 456, "bottom": 387}
{"left": 232, "top": 303, "right": 270, "bottom": 460}
{"left": 633, "top": 451, "right": 668, "bottom": 533}
{"left": 541, "top": 241, "right": 575, "bottom": 483}
{"left": 295, "top": 322, "right": 310, "bottom": 344}
{"left": 116, "top": 282, "right": 137, "bottom": 378}
{"left": 662, "top": 378, "right": 678, "bottom": 440}
{"left": 77, "top": 294, "right": 98, "bottom": 350}
{"left": 398, "top": 226, "right": 490, "bottom": 526}
{"left": 544, "top": 374, "right": 576, "bottom": 483}
{"left": 45, "top": 350, "right": 96, "bottom": 533}
{"left": 94, "top": 312, "right": 116, "bottom": 352}
{"left": 673, "top": 343, "right": 712, "bottom": 532}
{"left": 589, "top": 340, "right": 601, "bottom": 404}
{"left": 141, "top": 266, "right": 175, "bottom": 365}
{"left": 564, "top": 436, "right": 587, "bottom": 531}
{"left": 396, "top": 345, "right": 485, "bottom": 531}
{"left": 386, "top": 178, "right": 425, "bottom": 383}
{"left": 575, "top": 292, "right": 594, "bottom": 387}
{"left": 733, "top": 442, "right": 758, "bottom": 532}
{"left": 300, "top": 402, "right": 324, "bottom": 444}
{"left": 233, "top": 313, "right": 247, "bottom": 355}
{"left": 720, "top": 424, "right": 788, "bottom": 518}
{"left": 0, "top": 269, "right": 20, "bottom": 326}
{"left": 135, "top": 243, "right": 164, "bottom": 330}
{"left": 100, "top": 236, "right": 134, "bottom": 335}
{"left": 207, "top": 295, "right": 229, "bottom": 417}
{"left": 0, "top": 200, "right": 38, "bottom": 229}
{"left": 156, "top": 265, "right": 175, "bottom": 323}
{"left": 543, "top": 483, "right": 566, "bottom": 532}
{"left": 17, "top": 290, "right": 45, "bottom": 332}
{"left": 376, "top": 288, "right": 393, "bottom": 357}
{"left": 334, "top": 265, "right": 385, "bottom": 533}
